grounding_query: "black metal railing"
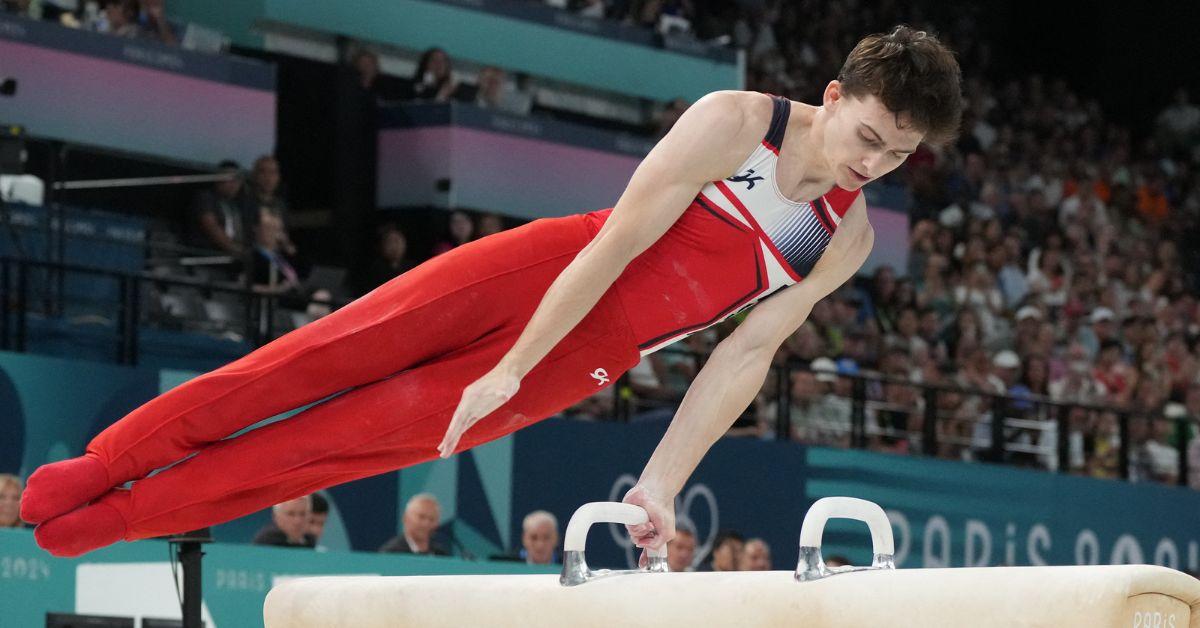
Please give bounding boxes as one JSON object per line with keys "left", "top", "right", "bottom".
{"left": 0, "top": 256, "right": 309, "bottom": 365}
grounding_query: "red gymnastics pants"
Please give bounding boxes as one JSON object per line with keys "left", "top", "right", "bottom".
{"left": 25, "top": 212, "right": 640, "bottom": 549}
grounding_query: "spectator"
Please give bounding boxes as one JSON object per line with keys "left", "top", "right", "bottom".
{"left": 807, "top": 357, "right": 852, "bottom": 447}
{"left": 253, "top": 495, "right": 316, "bottom": 548}
{"left": 361, "top": 223, "right": 417, "bottom": 294}
{"left": 2, "top": 0, "right": 36, "bottom": 17}
{"left": 738, "top": 538, "right": 772, "bottom": 571}
{"left": 476, "top": 213, "right": 506, "bottom": 238}
{"left": 137, "top": 0, "right": 177, "bottom": 45}
{"left": 470, "top": 66, "right": 512, "bottom": 112}
{"left": 1076, "top": 307, "right": 1117, "bottom": 360}
{"left": 251, "top": 209, "right": 314, "bottom": 313}
{"left": 189, "top": 160, "right": 251, "bottom": 257}
{"left": 96, "top": 0, "right": 139, "bottom": 38}
{"left": 1184, "top": 384, "right": 1200, "bottom": 489}
{"left": 307, "top": 492, "right": 329, "bottom": 550}
{"left": 503, "top": 72, "right": 536, "bottom": 116}
{"left": 667, "top": 522, "right": 696, "bottom": 572}
{"left": 1127, "top": 416, "right": 1174, "bottom": 484}
{"left": 432, "top": 210, "right": 474, "bottom": 256}
{"left": 1049, "top": 344, "right": 1105, "bottom": 404}
{"left": 249, "top": 156, "right": 297, "bottom": 256}
{"left": 1144, "top": 411, "right": 1180, "bottom": 485}
{"left": 824, "top": 555, "right": 851, "bottom": 568}
{"left": 0, "top": 474, "right": 24, "bottom": 528}
{"left": 411, "top": 47, "right": 460, "bottom": 102}
{"left": 380, "top": 493, "right": 449, "bottom": 555}
{"left": 697, "top": 530, "right": 743, "bottom": 572}
{"left": 519, "top": 510, "right": 559, "bottom": 565}
{"left": 350, "top": 48, "right": 407, "bottom": 102}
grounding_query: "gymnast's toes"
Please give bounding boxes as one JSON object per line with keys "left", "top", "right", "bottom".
{"left": 34, "top": 494, "right": 128, "bottom": 558}
{"left": 20, "top": 454, "right": 112, "bottom": 524}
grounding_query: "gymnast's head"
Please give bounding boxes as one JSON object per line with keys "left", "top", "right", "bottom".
{"left": 819, "top": 25, "right": 963, "bottom": 190}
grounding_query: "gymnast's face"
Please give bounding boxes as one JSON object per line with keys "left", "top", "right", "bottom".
{"left": 821, "top": 81, "right": 923, "bottom": 191}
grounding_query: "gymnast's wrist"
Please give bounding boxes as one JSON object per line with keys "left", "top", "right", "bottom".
{"left": 494, "top": 354, "right": 531, "bottom": 381}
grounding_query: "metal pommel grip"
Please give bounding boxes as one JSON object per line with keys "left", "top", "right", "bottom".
{"left": 560, "top": 502, "right": 669, "bottom": 586}
{"left": 795, "top": 497, "right": 896, "bottom": 582}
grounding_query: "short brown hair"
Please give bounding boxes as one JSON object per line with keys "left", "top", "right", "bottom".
{"left": 837, "top": 25, "right": 963, "bottom": 147}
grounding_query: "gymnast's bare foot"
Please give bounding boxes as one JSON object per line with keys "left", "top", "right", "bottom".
{"left": 19, "top": 454, "right": 112, "bottom": 524}
{"left": 34, "top": 490, "right": 129, "bottom": 557}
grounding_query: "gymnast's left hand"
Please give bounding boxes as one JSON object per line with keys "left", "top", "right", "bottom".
{"left": 623, "top": 484, "right": 675, "bottom": 555}
{"left": 438, "top": 366, "right": 521, "bottom": 458}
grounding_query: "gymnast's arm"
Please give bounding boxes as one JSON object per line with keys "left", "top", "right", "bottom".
{"left": 439, "top": 91, "right": 763, "bottom": 456}
{"left": 627, "top": 197, "right": 873, "bottom": 545}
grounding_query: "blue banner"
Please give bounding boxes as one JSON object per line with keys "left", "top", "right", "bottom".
{"left": 508, "top": 421, "right": 1200, "bottom": 572}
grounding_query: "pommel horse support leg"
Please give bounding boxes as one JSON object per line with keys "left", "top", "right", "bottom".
{"left": 264, "top": 497, "right": 1200, "bottom": 628}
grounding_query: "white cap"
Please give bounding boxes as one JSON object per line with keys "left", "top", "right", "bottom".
{"left": 1016, "top": 306, "right": 1042, "bottom": 322}
{"left": 993, "top": 350, "right": 1020, "bottom": 369}
{"left": 810, "top": 357, "right": 838, "bottom": 383}
{"left": 1090, "top": 307, "right": 1115, "bottom": 324}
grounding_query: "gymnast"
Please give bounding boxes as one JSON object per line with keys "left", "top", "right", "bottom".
{"left": 21, "top": 25, "right": 962, "bottom": 557}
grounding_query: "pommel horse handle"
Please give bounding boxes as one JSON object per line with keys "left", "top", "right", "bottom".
{"left": 561, "top": 502, "right": 669, "bottom": 586}
{"left": 796, "top": 497, "right": 896, "bottom": 582}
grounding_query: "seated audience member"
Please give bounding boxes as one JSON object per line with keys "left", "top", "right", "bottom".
{"left": 519, "top": 510, "right": 560, "bottom": 565}
{"left": 697, "top": 530, "right": 744, "bottom": 572}
{"left": 380, "top": 493, "right": 449, "bottom": 555}
{"left": 98, "top": 0, "right": 139, "bottom": 38}
{"left": 307, "top": 492, "right": 330, "bottom": 550}
{"left": 350, "top": 48, "right": 408, "bottom": 102}
{"left": 739, "top": 538, "right": 772, "bottom": 571}
{"left": 360, "top": 223, "right": 417, "bottom": 294}
{"left": 0, "top": 474, "right": 26, "bottom": 528}
{"left": 475, "top": 213, "right": 506, "bottom": 238}
{"left": 667, "top": 521, "right": 697, "bottom": 572}
{"left": 432, "top": 210, "right": 475, "bottom": 256}
{"left": 249, "top": 155, "right": 298, "bottom": 257}
{"left": 410, "top": 47, "right": 461, "bottom": 102}
{"left": 251, "top": 210, "right": 308, "bottom": 297}
{"left": 189, "top": 160, "right": 251, "bottom": 256}
{"left": 137, "top": 0, "right": 177, "bottom": 45}
{"left": 253, "top": 495, "right": 316, "bottom": 548}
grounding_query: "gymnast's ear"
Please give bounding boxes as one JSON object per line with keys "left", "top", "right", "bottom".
{"left": 822, "top": 81, "right": 844, "bottom": 110}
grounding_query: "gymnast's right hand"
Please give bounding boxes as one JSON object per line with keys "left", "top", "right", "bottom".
{"left": 438, "top": 367, "right": 521, "bottom": 458}
{"left": 622, "top": 484, "right": 675, "bottom": 557}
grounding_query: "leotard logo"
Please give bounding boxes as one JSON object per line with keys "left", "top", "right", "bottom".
{"left": 590, "top": 368, "right": 610, "bottom": 386}
{"left": 727, "top": 169, "right": 764, "bottom": 190}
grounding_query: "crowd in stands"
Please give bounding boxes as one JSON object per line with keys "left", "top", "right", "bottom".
{"left": 8, "top": 0, "right": 1200, "bottom": 565}
{"left": 161, "top": 0, "right": 1200, "bottom": 491}
{"left": 5, "top": 0, "right": 179, "bottom": 45}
